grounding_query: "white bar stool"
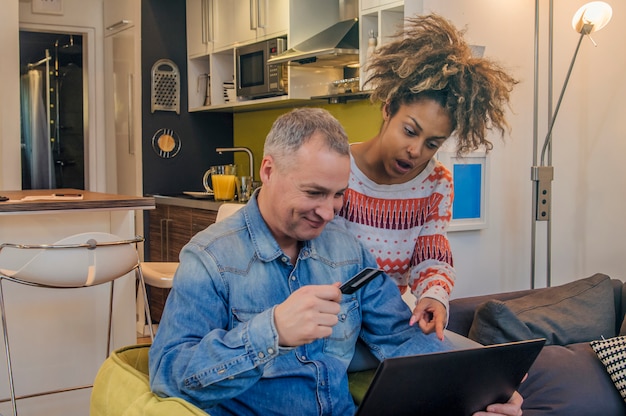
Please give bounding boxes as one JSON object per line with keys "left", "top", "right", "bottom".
{"left": 136, "top": 261, "right": 177, "bottom": 336}
{"left": 0, "top": 232, "right": 154, "bottom": 416}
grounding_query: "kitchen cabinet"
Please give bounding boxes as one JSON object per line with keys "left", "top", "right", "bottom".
{"left": 259, "top": 0, "right": 290, "bottom": 40}
{"left": 148, "top": 204, "right": 217, "bottom": 262}
{"left": 187, "top": 0, "right": 348, "bottom": 112}
{"left": 187, "top": 0, "right": 215, "bottom": 58}
{"left": 212, "top": 0, "right": 289, "bottom": 51}
{"left": 104, "top": 0, "right": 138, "bottom": 35}
{"left": 187, "top": 0, "right": 291, "bottom": 110}
{"left": 148, "top": 203, "right": 217, "bottom": 321}
{"left": 104, "top": 0, "right": 142, "bottom": 200}
{"left": 213, "top": 0, "right": 256, "bottom": 50}
{"left": 360, "top": 0, "right": 403, "bottom": 12}
{"left": 359, "top": 1, "right": 406, "bottom": 91}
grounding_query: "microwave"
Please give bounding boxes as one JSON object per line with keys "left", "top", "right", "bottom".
{"left": 236, "top": 37, "right": 287, "bottom": 99}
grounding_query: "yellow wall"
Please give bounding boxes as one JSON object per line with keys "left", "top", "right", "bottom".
{"left": 232, "top": 100, "right": 382, "bottom": 178}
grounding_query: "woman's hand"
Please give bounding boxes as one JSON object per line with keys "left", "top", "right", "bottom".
{"left": 409, "top": 297, "right": 447, "bottom": 340}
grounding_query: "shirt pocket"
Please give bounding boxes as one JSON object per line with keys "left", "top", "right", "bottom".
{"left": 323, "top": 297, "right": 360, "bottom": 359}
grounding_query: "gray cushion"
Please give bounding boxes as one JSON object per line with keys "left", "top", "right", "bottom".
{"left": 519, "top": 343, "right": 626, "bottom": 415}
{"left": 468, "top": 273, "right": 615, "bottom": 345}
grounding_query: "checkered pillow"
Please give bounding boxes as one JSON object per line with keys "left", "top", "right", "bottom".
{"left": 590, "top": 336, "right": 626, "bottom": 402}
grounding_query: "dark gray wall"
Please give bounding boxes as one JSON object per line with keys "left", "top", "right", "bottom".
{"left": 141, "top": 0, "right": 234, "bottom": 196}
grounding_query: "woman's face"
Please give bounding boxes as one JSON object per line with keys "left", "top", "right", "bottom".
{"left": 376, "top": 99, "right": 453, "bottom": 183}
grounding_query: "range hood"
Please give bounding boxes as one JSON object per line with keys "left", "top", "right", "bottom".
{"left": 267, "top": 18, "right": 359, "bottom": 67}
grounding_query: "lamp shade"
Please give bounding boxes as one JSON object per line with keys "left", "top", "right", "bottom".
{"left": 572, "top": 1, "right": 613, "bottom": 34}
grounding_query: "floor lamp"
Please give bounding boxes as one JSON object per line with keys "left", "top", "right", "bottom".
{"left": 531, "top": 1, "right": 612, "bottom": 289}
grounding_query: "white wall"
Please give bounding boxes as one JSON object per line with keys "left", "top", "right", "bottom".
{"left": 0, "top": 2, "right": 21, "bottom": 190}
{"left": 406, "top": 0, "right": 626, "bottom": 297}
{"left": 1, "top": 0, "right": 106, "bottom": 191}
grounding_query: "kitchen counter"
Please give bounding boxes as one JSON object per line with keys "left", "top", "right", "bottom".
{"left": 0, "top": 188, "right": 153, "bottom": 415}
{"left": 152, "top": 194, "right": 243, "bottom": 211}
{"left": 0, "top": 188, "right": 154, "bottom": 214}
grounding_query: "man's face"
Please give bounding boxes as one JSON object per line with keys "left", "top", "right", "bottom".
{"left": 258, "top": 132, "right": 350, "bottom": 249}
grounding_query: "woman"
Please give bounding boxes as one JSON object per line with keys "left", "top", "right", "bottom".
{"left": 339, "top": 14, "right": 518, "bottom": 340}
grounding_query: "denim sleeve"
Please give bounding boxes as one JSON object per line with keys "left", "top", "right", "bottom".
{"left": 356, "top": 247, "right": 454, "bottom": 359}
{"left": 149, "top": 242, "right": 283, "bottom": 407}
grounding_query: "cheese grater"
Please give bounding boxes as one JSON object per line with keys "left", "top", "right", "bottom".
{"left": 151, "top": 59, "right": 180, "bottom": 114}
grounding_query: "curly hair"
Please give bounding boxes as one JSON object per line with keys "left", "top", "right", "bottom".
{"left": 364, "top": 14, "right": 518, "bottom": 155}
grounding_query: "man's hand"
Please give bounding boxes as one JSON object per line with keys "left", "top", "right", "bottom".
{"left": 472, "top": 390, "right": 523, "bottom": 416}
{"left": 274, "top": 285, "right": 342, "bottom": 347}
{"left": 409, "top": 297, "right": 447, "bottom": 341}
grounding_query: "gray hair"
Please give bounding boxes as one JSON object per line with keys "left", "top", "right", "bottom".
{"left": 263, "top": 108, "right": 349, "bottom": 168}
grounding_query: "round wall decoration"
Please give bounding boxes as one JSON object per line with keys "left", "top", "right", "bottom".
{"left": 151, "top": 128, "right": 181, "bottom": 159}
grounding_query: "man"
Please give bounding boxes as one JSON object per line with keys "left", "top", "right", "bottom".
{"left": 149, "top": 108, "right": 523, "bottom": 415}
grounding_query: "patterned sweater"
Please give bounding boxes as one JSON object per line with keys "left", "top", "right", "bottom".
{"left": 338, "top": 155, "right": 456, "bottom": 311}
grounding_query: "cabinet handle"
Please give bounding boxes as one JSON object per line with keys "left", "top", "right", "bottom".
{"left": 206, "top": 0, "right": 214, "bottom": 43}
{"left": 257, "top": 0, "right": 266, "bottom": 29}
{"left": 106, "top": 20, "right": 131, "bottom": 31}
{"left": 159, "top": 219, "right": 166, "bottom": 260}
{"left": 201, "top": 0, "right": 214, "bottom": 44}
{"left": 201, "top": 0, "right": 207, "bottom": 44}
{"left": 249, "top": 0, "right": 257, "bottom": 30}
{"left": 127, "top": 74, "right": 134, "bottom": 155}
{"left": 164, "top": 219, "right": 172, "bottom": 261}
{"left": 160, "top": 218, "right": 173, "bottom": 261}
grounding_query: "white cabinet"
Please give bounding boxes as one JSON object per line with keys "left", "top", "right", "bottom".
{"left": 104, "top": 0, "right": 138, "bottom": 35}
{"left": 187, "top": 0, "right": 215, "bottom": 58}
{"left": 187, "top": 0, "right": 361, "bottom": 112}
{"left": 359, "top": 1, "right": 406, "bottom": 91}
{"left": 213, "top": 0, "right": 288, "bottom": 51}
{"left": 104, "top": 0, "right": 142, "bottom": 197}
{"left": 257, "top": 0, "right": 289, "bottom": 41}
{"left": 214, "top": 0, "right": 257, "bottom": 50}
{"left": 360, "top": 0, "right": 403, "bottom": 12}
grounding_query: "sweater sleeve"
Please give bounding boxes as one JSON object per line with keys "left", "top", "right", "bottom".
{"left": 408, "top": 164, "right": 456, "bottom": 313}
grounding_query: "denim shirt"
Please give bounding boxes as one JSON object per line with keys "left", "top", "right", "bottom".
{"left": 149, "top": 195, "right": 451, "bottom": 415}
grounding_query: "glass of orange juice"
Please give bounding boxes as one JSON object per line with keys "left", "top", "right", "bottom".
{"left": 203, "top": 164, "right": 237, "bottom": 200}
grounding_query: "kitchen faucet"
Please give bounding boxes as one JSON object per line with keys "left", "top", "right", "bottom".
{"left": 216, "top": 147, "right": 255, "bottom": 179}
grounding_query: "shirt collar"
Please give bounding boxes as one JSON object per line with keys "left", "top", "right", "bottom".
{"left": 243, "top": 192, "right": 314, "bottom": 264}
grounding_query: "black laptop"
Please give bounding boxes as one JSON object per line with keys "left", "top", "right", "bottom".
{"left": 355, "top": 338, "right": 545, "bottom": 416}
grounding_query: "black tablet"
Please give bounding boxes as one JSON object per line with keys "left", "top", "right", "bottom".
{"left": 356, "top": 338, "right": 545, "bottom": 416}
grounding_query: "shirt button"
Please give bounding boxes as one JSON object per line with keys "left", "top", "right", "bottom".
{"left": 258, "top": 352, "right": 265, "bottom": 359}
{"left": 291, "top": 275, "right": 296, "bottom": 281}
{"left": 301, "top": 355, "right": 306, "bottom": 360}
{"left": 267, "top": 348, "right": 275, "bottom": 355}
{"left": 281, "top": 256, "right": 288, "bottom": 263}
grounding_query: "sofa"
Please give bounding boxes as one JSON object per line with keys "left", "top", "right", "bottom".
{"left": 447, "top": 273, "right": 626, "bottom": 415}
{"left": 91, "top": 273, "right": 626, "bottom": 415}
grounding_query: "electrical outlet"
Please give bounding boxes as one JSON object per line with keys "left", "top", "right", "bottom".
{"left": 32, "top": 0, "right": 64, "bottom": 15}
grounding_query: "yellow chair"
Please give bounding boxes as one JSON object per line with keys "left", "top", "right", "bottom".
{"left": 91, "top": 344, "right": 208, "bottom": 416}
